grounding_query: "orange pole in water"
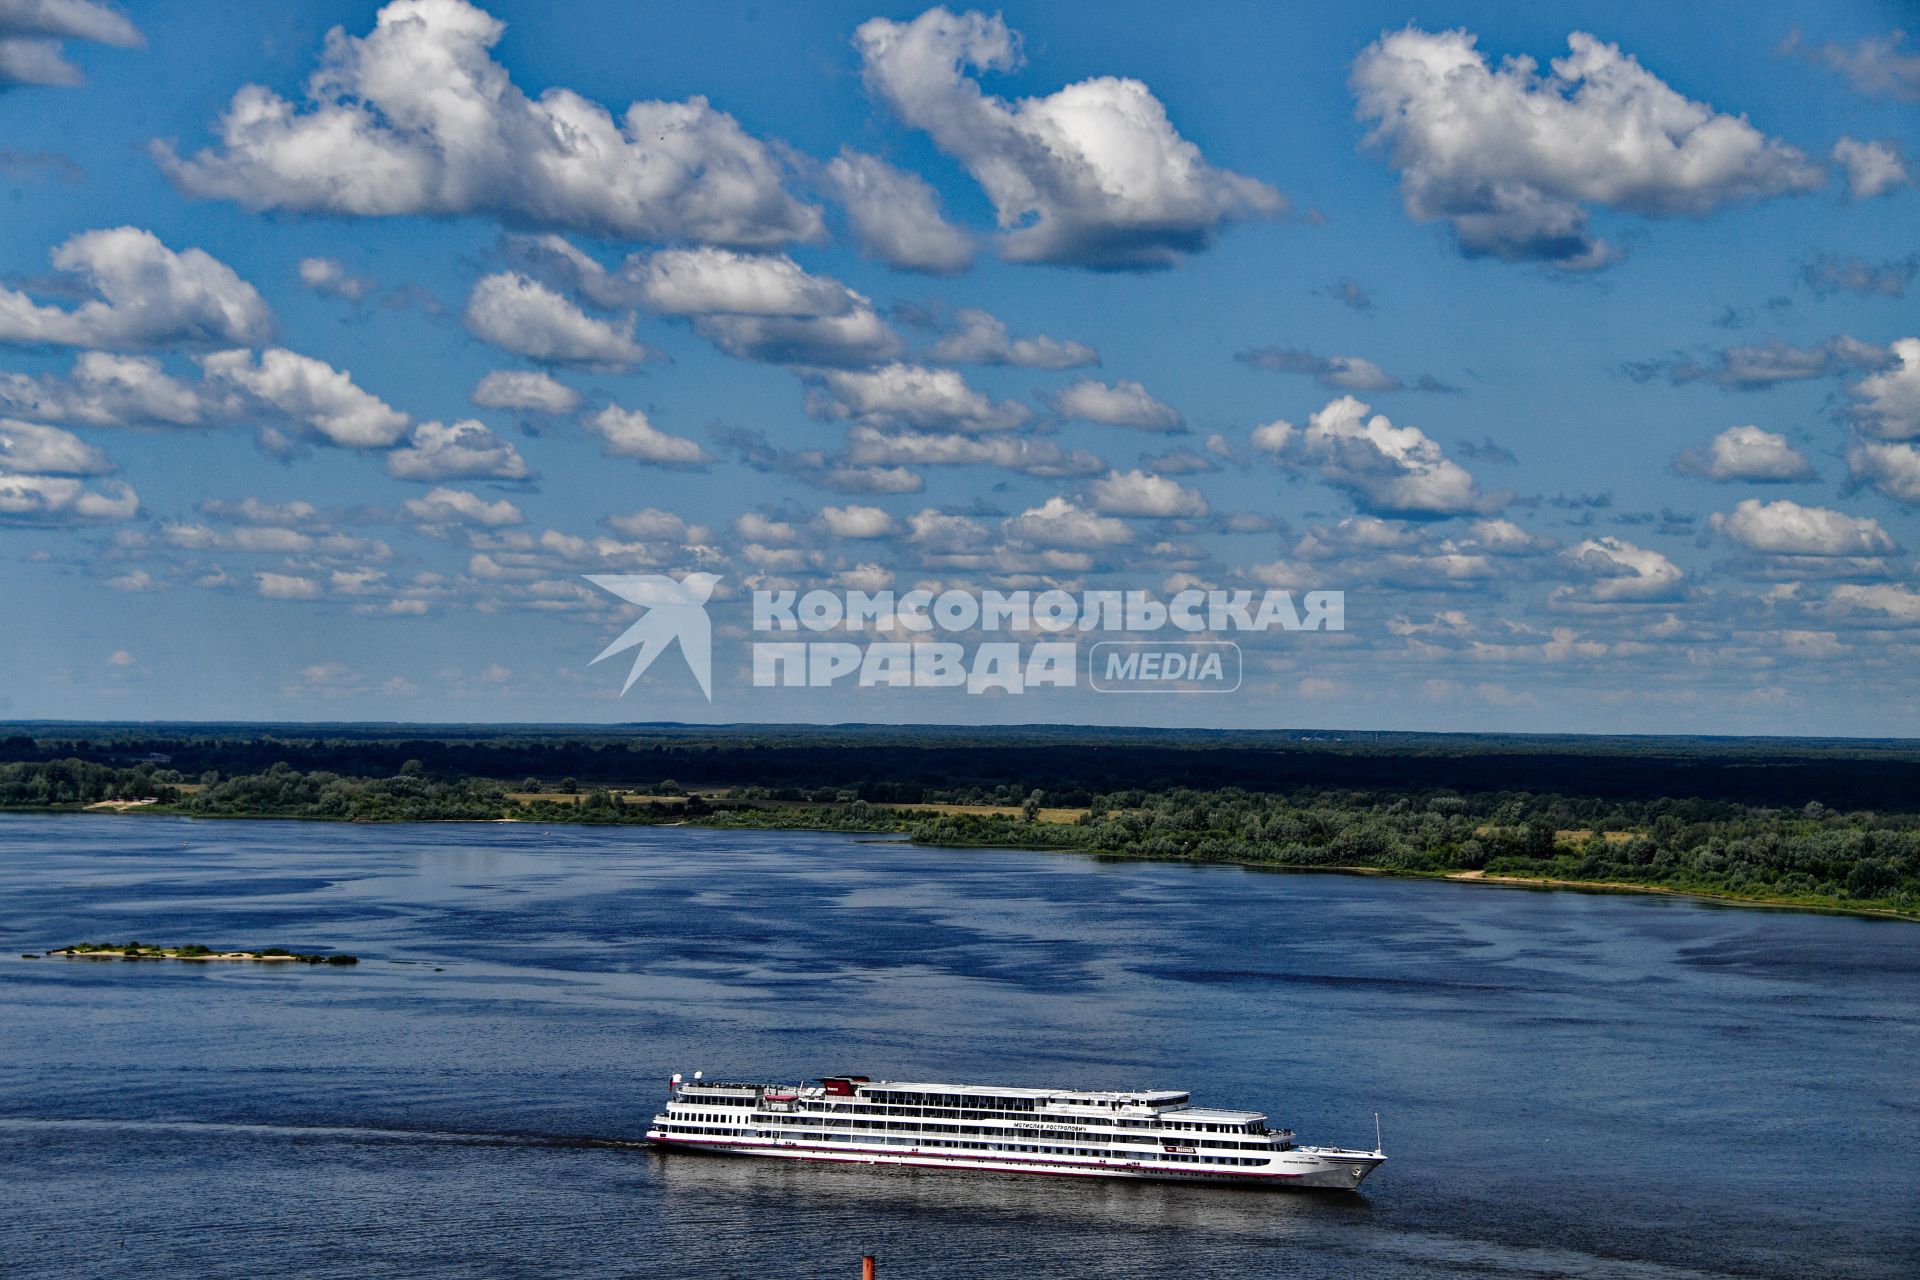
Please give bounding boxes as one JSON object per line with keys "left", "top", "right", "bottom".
{"left": 861, "top": 1256, "right": 876, "bottom": 1280}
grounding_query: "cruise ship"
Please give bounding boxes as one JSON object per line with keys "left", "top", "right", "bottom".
{"left": 648, "top": 1073, "right": 1386, "bottom": 1189}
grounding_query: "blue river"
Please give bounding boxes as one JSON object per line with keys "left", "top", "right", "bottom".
{"left": 1, "top": 814, "right": 1915, "bottom": 1279}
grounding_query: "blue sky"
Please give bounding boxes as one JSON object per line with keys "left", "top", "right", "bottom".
{"left": 2, "top": 0, "right": 1918, "bottom": 732}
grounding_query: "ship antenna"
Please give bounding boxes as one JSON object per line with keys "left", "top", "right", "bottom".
{"left": 1374, "top": 1112, "right": 1383, "bottom": 1156}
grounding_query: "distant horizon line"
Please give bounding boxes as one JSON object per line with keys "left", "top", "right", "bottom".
{"left": 3, "top": 718, "right": 1918, "bottom": 747}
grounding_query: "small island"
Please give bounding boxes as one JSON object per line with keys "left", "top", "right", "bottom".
{"left": 49, "top": 941, "right": 358, "bottom": 965}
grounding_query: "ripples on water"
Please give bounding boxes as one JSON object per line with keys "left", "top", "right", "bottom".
{"left": 1, "top": 815, "right": 1915, "bottom": 1279}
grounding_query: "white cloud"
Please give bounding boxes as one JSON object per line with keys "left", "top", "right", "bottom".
{"left": 201, "top": 347, "right": 410, "bottom": 448}
{"left": 1005, "top": 495, "right": 1132, "bottom": 548}
{"left": 1560, "top": 536, "right": 1685, "bottom": 602}
{"left": 604, "top": 507, "right": 690, "bottom": 540}
{"left": 1352, "top": 29, "right": 1824, "bottom": 268}
{"left": 846, "top": 425, "right": 1104, "bottom": 477}
{"left": 1827, "top": 583, "right": 1920, "bottom": 624}
{"left": 470, "top": 369, "right": 579, "bottom": 414}
{"left": 1049, "top": 378, "right": 1181, "bottom": 431}
{"left": 1276, "top": 395, "right": 1490, "bottom": 516}
{"left": 401, "top": 486, "right": 524, "bottom": 526}
{"left": 635, "top": 246, "right": 855, "bottom": 317}
{"left": 0, "top": 351, "right": 207, "bottom": 428}
{"left": 854, "top": 8, "right": 1284, "bottom": 269}
{"left": 819, "top": 503, "right": 898, "bottom": 538}
{"left": 585, "top": 404, "right": 711, "bottom": 466}
{"left": 637, "top": 247, "right": 901, "bottom": 367}
{"left": 103, "top": 569, "right": 153, "bottom": 592}
{"left": 1832, "top": 137, "right": 1910, "bottom": 200}
{"left": 695, "top": 309, "right": 902, "bottom": 368}
{"left": 1090, "top": 469, "right": 1208, "bottom": 517}
{"left": 0, "top": 473, "right": 137, "bottom": 523}
{"left": 0, "top": 418, "right": 112, "bottom": 474}
{"left": 107, "top": 649, "right": 137, "bottom": 666}
{"left": 464, "top": 273, "right": 651, "bottom": 370}
{"left": 1711, "top": 498, "right": 1895, "bottom": 557}
{"left": 1847, "top": 439, "right": 1920, "bottom": 504}
{"left": 0, "top": 227, "right": 272, "bottom": 348}
{"left": 1249, "top": 418, "right": 1295, "bottom": 453}
{"left": 808, "top": 363, "right": 1029, "bottom": 433}
{"left": 1673, "top": 425, "right": 1813, "bottom": 482}
{"left": 824, "top": 148, "right": 973, "bottom": 274}
{"left": 927, "top": 308, "right": 1097, "bottom": 369}
{"left": 1848, "top": 337, "right": 1920, "bottom": 440}
{"left": 1634, "top": 335, "right": 1889, "bottom": 390}
{"left": 1237, "top": 345, "right": 1454, "bottom": 393}
{"left": 155, "top": 0, "right": 820, "bottom": 246}
{"left": 0, "top": 0, "right": 143, "bottom": 88}
{"left": 386, "top": 418, "right": 530, "bottom": 481}
{"left": 297, "top": 256, "right": 377, "bottom": 301}
{"left": 256, "top": 571, "right": 320, "bottom": 600}
{"left": 1785, "top": 30, "right": 1920, "bottom": 104}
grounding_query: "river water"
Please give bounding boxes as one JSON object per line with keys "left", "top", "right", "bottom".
{"left": 0, "top": 814, "right": 1914, "bottom": 1279}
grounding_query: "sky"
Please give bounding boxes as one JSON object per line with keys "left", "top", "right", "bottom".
{"left": 2, "top": 0, "right": 1918, "bottom": 733}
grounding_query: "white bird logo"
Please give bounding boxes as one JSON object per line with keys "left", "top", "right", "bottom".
{"left": 584, "top": 573, "right": 721, "bottom": 700}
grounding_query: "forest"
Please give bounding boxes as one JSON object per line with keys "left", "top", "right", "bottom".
{"left": 2, "top": 722, "right": 1916, "bottom": 917}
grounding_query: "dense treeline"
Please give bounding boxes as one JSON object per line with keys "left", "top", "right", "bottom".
{"left": 1, "top": 758, "right": 1915, "bottom": 915}
{"left": 6, "top": 722, "right": 1920, "bottom": 810}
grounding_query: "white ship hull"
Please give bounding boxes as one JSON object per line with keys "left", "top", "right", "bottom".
{"left": 649, "top": 1073, "right": 1386, "bottom": 1191}
{"left": 649, "top": 1132, "right": 1383, "bottom": 1189}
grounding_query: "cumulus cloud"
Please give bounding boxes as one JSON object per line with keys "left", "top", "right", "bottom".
{"left": 0, "top": 227, "right": 271, "bottom": 348}
{"left": 1559, "top": 536, "right": 1685, "bottom": 602}
{"left": 201, "top": 347, "right": 409, "bottom": 448}
{"left": 1089, "top": 468, "right": 1208, "bottom": 517}
{"left": 0, "top": 351, "right": 205, "bottom": 427}
{"left": 1627, "top": 336, "right": 1888, "bottom": 389}
{"left": 386, "top": 418, "right": 529, "bottom": 481}
{"left": 1673, "top": 425, "right": 1813, "bottom": 482}
{"left": 0, "top": 416, "right": 135, "bottom": 525}
{"left": 470, "top": 369, "right": 579, "bottom": 414}
{"left": 509, "top": 239, "right": 902, "bottom": 368}
{"left": 401, "top": 485, "right": 523, "bottom": 526}
{"left": 926, "top": 308, "right": 1096, "bottom": 369}
{"left": 1353, "top": 28, "right": 1823, "bottom": 268}
{"left": 298, "top": 256, "right": 377, "bottom": 302}
{"left": 0, "top": 0, "right": 143, "bottom": 89}
{"left": 1847, "top": 439, "right": 1920, "bottom": 504}
{"left": 824, "top": 148, "right": 973, "bottom": 274}
{"left": 1827, "top": 583, "right": 1920, "bottom": 624}
{"left": 0, "top": 417, "right": 111, "bottom": 473}
{"left": 1711, "top": 498, "right": 1895, "bottom": 557}
{"left": 155, "top": 0, "right": 820, "bottom": 246}
{"left": 256, "top": 571, "right": 320, "bottom": 600}
{"left": 854, "top": 7, "right": 1284, "bottom": 269}
{"left": 1847, "top": 337, "right": 1920, "bottom": 439}
{"left": 1802, "top": 253, "right": 1918, "bottom": 298}
{"left": 807, "top": 363, "right": 1029, "bottom": 433}
{"left": 463, "top": 273, "right": 652, "bottom": 370}
{"left": 819, "top": 503, "right": 898, "bottom": 538}
{"left": 0, "top": 472, "right": 137, "bottom": 522}
{"left": 1270, "top": 395, "right": 1491, "bottom": 517}
{"left": 1783, "top": 29, "right": 1920, "bottom": 103}
{"left": 1237, "top": 345, "right": 1456, "bottom": 393}
{"left": 603, "top": 507, "right": 691, "bottom": 541}
{"left": 845, "top": 425, "right": 1103, "bottom": 477}
{"left": 584, "top": 404, "right": 710, "bottom": 466}
{"left": 1049, "top": 377, "right": 1181, "bottom": 430}
{"left": 1005, "top": 495, "right": 1132, "bottom": 548}
{"left": 1831, "top": 137, "right": 1910, "bottom": 199}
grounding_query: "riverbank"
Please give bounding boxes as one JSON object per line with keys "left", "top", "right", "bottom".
{"left": 16, "top": 804, "right": 1916, "bottom": 924}
{"left": 44, "top": 941, "right": 359, "bottom": 964}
